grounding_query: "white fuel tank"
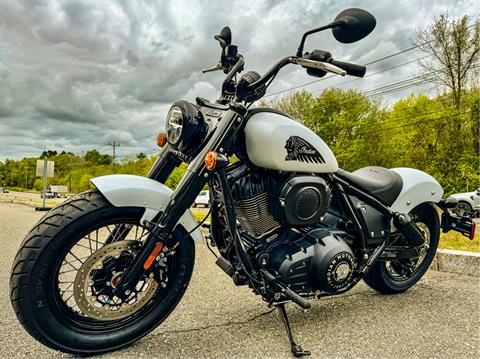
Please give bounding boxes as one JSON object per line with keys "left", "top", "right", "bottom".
{"left": 244, "top": 110, "right": 338, "bottom": 173}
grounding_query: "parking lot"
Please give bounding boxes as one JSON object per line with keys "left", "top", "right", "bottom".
{"left": 0, "top": 202, "right": 479, "bottom": 359}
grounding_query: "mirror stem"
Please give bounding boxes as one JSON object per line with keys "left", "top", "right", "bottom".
{"left": 296, "top": 21, "right": 343, "bottom": 57}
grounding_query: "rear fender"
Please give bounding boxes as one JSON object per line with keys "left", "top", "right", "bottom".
{"left": 90, "top": 174, "right": 204, "bottom": 243}
{"left": 390, "top": 168, "right": 444, "bottom": 214}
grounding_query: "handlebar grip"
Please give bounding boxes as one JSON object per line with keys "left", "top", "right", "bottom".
{"left": 330, "top": 60, "right": 366, "bottom": 78}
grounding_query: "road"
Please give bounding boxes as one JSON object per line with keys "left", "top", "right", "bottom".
{"left": 0, "top": 202, "right": 479, "bottom": 359}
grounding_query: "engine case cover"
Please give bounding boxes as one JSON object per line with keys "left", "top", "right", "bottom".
{"left": 269, "top": 229, "right": 355, "bottom": 293}
{"left": 279, "top": 176, "right": 330, "bottom": 226}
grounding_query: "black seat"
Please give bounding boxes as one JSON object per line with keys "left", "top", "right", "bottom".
{"left": 336, "top": 166, "right": 403, "bottom": 206}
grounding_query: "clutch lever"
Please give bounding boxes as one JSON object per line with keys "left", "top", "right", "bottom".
{"left": 202, "top": 63, "right": 223, "bottom": 73}
{"left": 293, "top": 58, "right": 347, "bottom": 76}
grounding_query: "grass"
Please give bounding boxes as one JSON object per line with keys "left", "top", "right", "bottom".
{"left": 439, "top": 230, "right": 479, "bottom": 252}
{"left": 191, "top": 209, "right": 211, "bottom": 222}
{"left": 0, "top": 197, "right": 57, "bottom": 207}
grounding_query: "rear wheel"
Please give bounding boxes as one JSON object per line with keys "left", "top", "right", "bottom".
{"left": 10, "top": 190, "right": 195, "bottom": 354}
{"left": 454, "top": 201, "right": 472, "bottom": 217}
{"left": 363, "top": 202, "right": 439, "bottom": 294}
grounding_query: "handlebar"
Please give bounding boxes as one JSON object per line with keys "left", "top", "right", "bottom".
{"left": 207, "top": 48, "right": 366, "bottom": 103}
{"left": 245, "top": 54, "right": 365, "bottom": 96}
{"left": 329, "top": 60, "right": 366, "bottom": 77}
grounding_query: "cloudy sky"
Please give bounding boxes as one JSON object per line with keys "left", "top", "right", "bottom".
{"left": 0, "top": 0, "right": 478, "bottom": 160}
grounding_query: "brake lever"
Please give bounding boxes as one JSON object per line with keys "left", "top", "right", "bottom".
{"left": 293, "top": 58, "right": 346, "bottom": 76}
{"left": 202, "top": 63, "right": 223, "bottom": 73}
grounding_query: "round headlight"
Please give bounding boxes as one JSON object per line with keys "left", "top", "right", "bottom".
{"left": 166, "top": 106, "right": 183, "bottom": 145}
{"left": 165, "top": 100, "right": 208, "bottom": 153}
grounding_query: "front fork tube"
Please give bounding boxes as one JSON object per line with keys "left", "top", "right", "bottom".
{"left": 116, "top": 109, "right": 243, "bottom": 295}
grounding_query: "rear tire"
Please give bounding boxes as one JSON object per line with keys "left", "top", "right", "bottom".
{"left": 10, "top": 190, "right": 195, "bottom": 354}
{"left": 454, "top": 201, "right": 472, "bottom": 217}
{"left": 363, "top": 202, "right": 439, "bottom": 294}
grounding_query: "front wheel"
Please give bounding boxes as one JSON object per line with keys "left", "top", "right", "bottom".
{"left": 363, "top": 202, "right": 440, "bottom": 294}
{"left": 10, "top": 190, "right": 195, "bottom": 354}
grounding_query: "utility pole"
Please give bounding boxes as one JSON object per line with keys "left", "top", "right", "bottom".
{"left": 108, "top": 141, "right": 120, "bottom": 170}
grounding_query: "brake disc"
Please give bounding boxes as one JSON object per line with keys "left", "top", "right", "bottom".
{"left": 73, "top": 240, "right": 160, "bottom": 321}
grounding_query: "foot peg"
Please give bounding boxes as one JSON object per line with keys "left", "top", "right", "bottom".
{"left": 276, "top": 303, "right": 311, "bottom": 357}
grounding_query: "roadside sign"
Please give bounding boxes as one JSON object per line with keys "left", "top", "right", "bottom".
{"left": 36, "top": 160, "right": 54, "bottom": 178}
{"left": 36, "top": 159, "right": 55, "bottom": 211}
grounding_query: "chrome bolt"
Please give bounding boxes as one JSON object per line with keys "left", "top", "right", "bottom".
{"left": 361, "top": 207, "right": 367, "bottom": 212}
{"left": 203, "top": 173, "right": 208, "bottom": 178}
{"left": 363, "top": 253, "right": 369, "bottom": 260}
{"left": 406, "top": 200, "right": 411, "bottom": 206}
{"left": 431, "top": 191, "right": 436, "bottom": 196}
{"left": 370, "top": 232, "right": 375, "bottom": 238}
{"left": 106, "top": 281, "right": 111, "bottom": 286}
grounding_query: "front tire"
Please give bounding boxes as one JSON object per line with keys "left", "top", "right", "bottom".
{"left": 10, "top": 190, "right": 195, "bottom": 354}
{"left": 363, "top": 202, "right": 439, "bottom": 294}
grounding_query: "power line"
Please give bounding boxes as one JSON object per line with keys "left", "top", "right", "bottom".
{"left": 360, "top": 110, "right": 472, "bottom": 135}
{"left": 264, "top": 22, "right": 477, "bottom": 99}
{"left": 264, "top": 47, "right": 427, "bottom": 98}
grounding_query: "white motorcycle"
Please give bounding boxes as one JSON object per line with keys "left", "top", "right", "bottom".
{"left": 10, "top": 8, "right": 474, "bottom": 357}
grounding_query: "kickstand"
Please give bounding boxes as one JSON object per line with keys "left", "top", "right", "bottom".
{"left": 276, "top": 303, "right": 311, "bottom": 357}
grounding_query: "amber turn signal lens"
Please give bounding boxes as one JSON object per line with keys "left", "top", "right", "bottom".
{"left": 205, "top": 151, "right": 217, "bottom": 171}
{"left": 156, "top": 132, "right": 167, "bottom": 148}
{"left": 143, "top": 243, "right": 164, "bottom": 270}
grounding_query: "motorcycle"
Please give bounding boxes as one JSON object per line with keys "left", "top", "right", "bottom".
{"left": 10, "top": 8, "right": 475, "bottom": 358}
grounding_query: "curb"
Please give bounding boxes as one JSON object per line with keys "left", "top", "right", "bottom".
{"left": 430, "top": 249, "right": 480, "bottom": 276}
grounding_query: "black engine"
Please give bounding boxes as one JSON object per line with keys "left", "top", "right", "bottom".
{"left": 229, "top": 166, "right": 331, "bottom": 237}
{"left": 227, "top": 165, "right": 356, "bottom": 294}
{"left": 264, "top": 229, "right": 356, "bottom": 294}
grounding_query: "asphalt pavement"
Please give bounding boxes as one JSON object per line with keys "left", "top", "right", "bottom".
{"left": 0, "top": 202, "right": 478, "bottom": 359}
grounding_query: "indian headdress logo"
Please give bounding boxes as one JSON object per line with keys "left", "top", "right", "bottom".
{"left": 285, "top": 136, "right": 325, "bottom": 164}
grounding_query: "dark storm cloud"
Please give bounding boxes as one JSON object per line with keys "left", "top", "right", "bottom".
{"left": 0, "top": 0, "right": 477, "bottom": 160}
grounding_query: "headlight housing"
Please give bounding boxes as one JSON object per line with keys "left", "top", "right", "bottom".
{"left": 165, "top": 100, "right": 208, "bottom": 153}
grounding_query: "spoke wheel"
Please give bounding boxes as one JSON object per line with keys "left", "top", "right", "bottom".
{"left": 363, "top": 202, "right": 440, "bottom": 294}
{"left": 10, "top": 190, "right": 195, "bottom": 354}
{"left": 385, "top": 220, "right": 431, "bottom": 281}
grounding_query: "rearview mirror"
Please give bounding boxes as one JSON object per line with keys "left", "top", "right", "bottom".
{"left": 332, "top": 8, "right": 376, "bottom": 44}
{"left": 214, "top": 26, "right": 232, "bottom": 49}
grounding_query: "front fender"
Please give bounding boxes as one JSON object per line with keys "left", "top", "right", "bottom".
{"left": 90, "top": 174, "right": 204, "bottom": 243}
{"left": 390, "top": 168, "right": 444, "bottom": 213}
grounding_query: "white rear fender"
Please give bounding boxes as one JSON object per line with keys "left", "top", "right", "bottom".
{"left": 390, "top": 168, "right": 444, "bottom": 214}
{"left": 90, "top": 174, "right": 204, "bottom": 243}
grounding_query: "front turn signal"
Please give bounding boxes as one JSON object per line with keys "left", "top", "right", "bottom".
{"left": 205, "top": 151, "right": 217, "bottom": 171}
{"left": 156, "top": 132, "right": 167, "bottom": 148}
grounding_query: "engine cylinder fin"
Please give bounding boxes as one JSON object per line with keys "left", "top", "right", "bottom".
{"left": 236, "top": 192, "right": 281, "bottom": 238}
